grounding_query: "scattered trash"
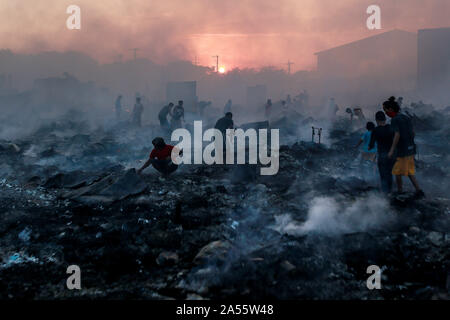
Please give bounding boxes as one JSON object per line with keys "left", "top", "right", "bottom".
{"left": 0, "top": 103, "right": 448, "bottom": 300}
{"left": 280, "top": 260, "right": 296, "bottom": 272}
{"left": 138, "top": 218, "right": 150, "bottom": 224}
{"left": 156, "top": 251, "right": 179, "bottom": 266}
{"left": 18, "top": 227, "right": 32, "bottom": 242}
{"left": 1, "top": 252, "right": 39, "bottom": 269}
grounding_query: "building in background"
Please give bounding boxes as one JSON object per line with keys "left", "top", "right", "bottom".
{"left": 418, "top": 27, "right": 450, "bottom": 102}
{"left": 33, "top": 72, "right": 109, "bottom": 111}
{"left": 314, "top": 30, "right": 417, "bottom": 105}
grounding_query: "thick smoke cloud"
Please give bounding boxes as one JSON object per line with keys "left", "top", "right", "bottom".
{"left": 273, "top": 194, "right": 395, "bottom": 236}
{"left": 0, "top": 0, "right": 449, "bottom": 70}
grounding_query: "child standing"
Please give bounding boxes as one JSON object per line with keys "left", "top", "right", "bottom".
{"left": 356, "top": 122, "right": 377, "bottom": 162}
{"left": 355, "top": 122, "right": 377, "bottom": 181}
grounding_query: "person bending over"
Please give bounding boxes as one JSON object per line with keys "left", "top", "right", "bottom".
{"left": 137, "top": 137, "right": 180, "bottom": 175}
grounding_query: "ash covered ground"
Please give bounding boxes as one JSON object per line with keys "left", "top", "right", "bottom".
{"left": 0, "top": 105, "right": 449, "bottom": 300}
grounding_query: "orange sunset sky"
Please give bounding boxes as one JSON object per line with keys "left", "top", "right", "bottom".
{"left": 0, "top": 0, "right": 449, "bottom": 71}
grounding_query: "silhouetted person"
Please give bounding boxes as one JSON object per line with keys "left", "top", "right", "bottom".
{"left": 170, "top": 100, "right": 185, "bottom": 130}
{"left": 286, "top": 95, "right": 292, "bottom": 105}
{"left": 369, "top": 111, "right": 395, "bottom": 193}
{"left": 281, "top": 100, "right": 288, "bottom": 116}
{"left": 215, "top": 112, "right": 234, "bottom": 135}
{"left": 383, "top": 96, "right": 424, "bottom": 198}
{"left": 132, "top": 97, "right": 144, "bottom": 127}
{"left": 214, "top": 112, "right": 234, "bottom": 158}
{"left": 353, "top": 107, "right": 366, "bottom": 127}
{"left": 159, "top": 102, "right": 173, "bottom": 130}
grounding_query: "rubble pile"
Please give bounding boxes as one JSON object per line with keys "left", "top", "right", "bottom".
{"left": 0, "top": 109, "right": 449, "bottom": 300}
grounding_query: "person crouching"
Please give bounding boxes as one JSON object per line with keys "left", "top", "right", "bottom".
{"left": 137, "top": 137, "right": 179, "bottom": 175}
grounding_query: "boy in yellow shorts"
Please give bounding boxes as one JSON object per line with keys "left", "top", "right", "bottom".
{"left": 383, "top": 96, "right": 425, "bottom": 198}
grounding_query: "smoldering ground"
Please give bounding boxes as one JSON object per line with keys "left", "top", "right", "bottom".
{"left": 0, "top": 99, "right": 449, "bottom": 299}
{"left": 273, "top": 194, "right": 395, "bottom": 236}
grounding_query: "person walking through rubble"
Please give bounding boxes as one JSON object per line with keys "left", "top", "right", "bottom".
{"left": 301, "top": 90, "right": 309, "bottom": 109}
{"left": 214, "top": 112, "right": 234, "bottom": 159}
{"left": 383, "top": 96, "right": 425, "bottom": 198}
{"left": 215, "top": 112, "right": 234, "bottom": 136}
{"left": 159, "top": 102, "right": 173, "bottom": 131}
{"left": 369, "top": 111, "right": 395, "bottom": 193}
{"left": 286, "top": 95, "right": 292, "bottom": 106}
{"left": 281, "top": 100, "right": 288, "bottom": 116}
{"left": 355, "top": 121, "right": 377, "bottom": 181}
{"left": 356, "top": 122, "right": 377, "bottom": 162}
{"left": 137, "top": 137, "right": 179, "bottom": 175}
{"left": 326, "top": 98, "right": 339, "bottom": 122}
{"left": 170, "top": 100, "right": 185, "bottom": 130}
{"left": 353, "top": 107, "right": 366, "bottom": 127}
{"left": 132, "top": 97, "right": 144, "bottom": 127}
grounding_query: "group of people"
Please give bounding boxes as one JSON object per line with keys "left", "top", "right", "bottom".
{"left": 263, "top": 90, "right": 310, "bottom": 119}
{"left": 264, "top": 98, "right": 288, "bottom": 119}
{"left": 115, "top": 95, "right": 145, "bottom": 127}
{"left": 135, "top": 94, "right": 425, "bottom": 200}
{"left": 357, "top": 96, "right": 425, "bottom": 198}
{"left": 137, "top": 112, "right": 234, "bottom": 175}
{"left": 158, "top": 100, "right": 185, "bottom": 131}
{"left": 115, "top": 95, "right": 185, "bottom": 130}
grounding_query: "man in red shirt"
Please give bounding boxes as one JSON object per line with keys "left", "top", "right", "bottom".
{"left": 137, "top": 137, "right": 179, "bottom": 175}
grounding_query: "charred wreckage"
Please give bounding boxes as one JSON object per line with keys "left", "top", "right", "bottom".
{"left": 0, "top": 102, "right": 449, "bottom": 300}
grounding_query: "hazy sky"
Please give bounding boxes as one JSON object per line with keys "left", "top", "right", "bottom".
{"left": 1, "top": 0, "right": 449, "bottom": 71}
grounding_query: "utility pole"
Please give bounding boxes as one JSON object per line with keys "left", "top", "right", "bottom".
{"left": 287, "top": 60, "right": 294, "bottom": 74}
{"left": 130, "top": 48, "right": 140, "bottom": 60}
{"left": 212, "top": 55, "right": 219, "bottom": 73}
{"left": 194, "top": 55, "right": 198, "bottom": 66}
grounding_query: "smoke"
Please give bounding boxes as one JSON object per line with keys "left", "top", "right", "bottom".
{"left": 1, "top": 0, "right": 449, "bottom": 69}
{"left": 273, "top": 193, "right": 394, "bottom": 236}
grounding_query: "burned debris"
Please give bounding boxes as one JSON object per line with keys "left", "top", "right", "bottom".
{"left": 0, "top": 98, "right": 449, "bottom": 300}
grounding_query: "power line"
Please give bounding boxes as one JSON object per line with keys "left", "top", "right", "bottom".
{"left": 129, "top": 48, "right": 140, "bottom": 60}
{"left": 212, "top": 55, "right": 219, "bottom": 73}
{"left": 287, "top": 60, "right": 294, "bottom": 74}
